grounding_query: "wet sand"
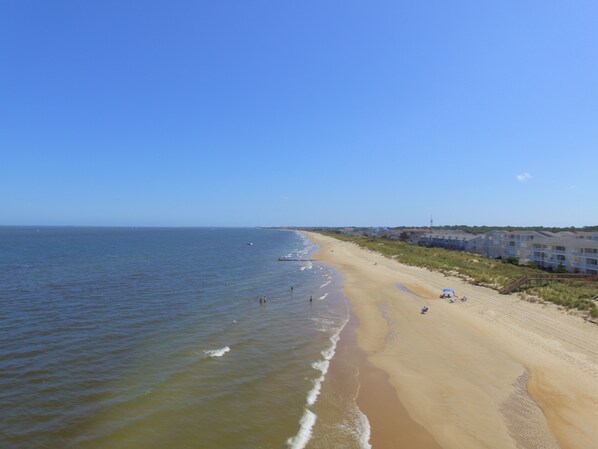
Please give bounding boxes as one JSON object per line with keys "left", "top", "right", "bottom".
{"left": 307, "top": 232, "right": 598, "bottom": 449}
{"left": 330, "top": 309, "right": 443, "bottom": 449}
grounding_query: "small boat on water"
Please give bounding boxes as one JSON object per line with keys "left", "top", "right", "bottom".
{"left": 247, "top": 242, "right": 254, "bottom": 246}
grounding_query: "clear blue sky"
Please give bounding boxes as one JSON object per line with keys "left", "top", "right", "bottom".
{"left": 1, "top": 1, "right": 596, "bottom": 227}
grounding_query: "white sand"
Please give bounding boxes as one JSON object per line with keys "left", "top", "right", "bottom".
{"left": 307, "top": 232, "right": 598, "bottom": 449}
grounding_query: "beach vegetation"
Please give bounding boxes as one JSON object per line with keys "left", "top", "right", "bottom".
{"left": 321, "top": 232, "right": 598, "bottom": 320}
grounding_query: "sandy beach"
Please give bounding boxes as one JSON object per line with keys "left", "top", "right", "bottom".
{"left": 306, "top": 232, "right": 598, "bottom": 449}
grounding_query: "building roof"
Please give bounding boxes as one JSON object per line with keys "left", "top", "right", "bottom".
{"left": 507, "top": 230, "right": 544, "bottom": 236}
{"left": 577, "top": 231, "right": 598, "bottom": 238}
{"left": 424, "top": 231, "right": 479, "bottom": 241}
{"left": 531, "top": 236, "right": 598, "bottom": 249}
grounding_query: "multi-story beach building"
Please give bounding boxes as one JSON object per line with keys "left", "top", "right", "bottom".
{"left": 470, "top": 230, "right": 507, "bottom": 258}
{"left": 419, "top": 231, "right": 481, "bottom": 251}
{"left": 531, "top": 237, "right": 598, "bottom": 274}
{"left": 340, "top": 227, "right": 362, "bottom": 237}
{"left": 461, "top": 230, "right": 544, "bottom": 261}
{"left": 418, "top": 229, "right": 598, "bottom": 274}
{"left": 576, "top": 232, "right": 598, "bottom": 241}
{"left": 501, "top": 231, "right": 560, "bottom": 263}
{"left": 365, "top": 227, "right": 389, "bottom": 238}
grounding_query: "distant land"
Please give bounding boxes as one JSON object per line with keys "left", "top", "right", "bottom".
{"left": 279, "top": 225, "right": 598, "bottom": 234}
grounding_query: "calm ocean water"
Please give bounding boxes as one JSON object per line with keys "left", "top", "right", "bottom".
{"left": 0, "top": 227, "right": 370, "bottom": 449}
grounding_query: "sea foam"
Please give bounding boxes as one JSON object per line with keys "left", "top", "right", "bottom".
{"left": 350, "top": 366, "right": 373, "bottom": 449}
{"left": 357, "top": 405, "right": 372, "bottom": 449}
{"left": 204, "top": 346, "right": 230, "bottom": 358}
{"left": 286, "top": 409, "right": 317, "bottom": 449}
{"left": 307, "top": 359, "right": 330, "bottom": 406}
{"left": 300, "top": 261, "right": 313, "bottom": 271}
{"left": 287, "top": 316, "right": 349, "bottom": 447}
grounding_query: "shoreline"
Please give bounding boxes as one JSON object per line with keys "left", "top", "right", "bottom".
{"left": 319, "top": 291, "right": 443, "bottom": 449}
{"left": 305, "top": 231, "right": 598, "bottom": 449}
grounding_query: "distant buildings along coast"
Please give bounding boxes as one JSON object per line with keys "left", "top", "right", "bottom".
{"left": 333, "top": 228, "right": 598, "bottom": 275}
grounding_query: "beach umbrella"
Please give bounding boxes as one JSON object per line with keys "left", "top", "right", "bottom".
{"left": 442, "top": 288, "right": 455, "bottom": 294}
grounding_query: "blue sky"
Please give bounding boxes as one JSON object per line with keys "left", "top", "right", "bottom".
{"left": 1, "top": 1, "right": 596, "bottom": 227}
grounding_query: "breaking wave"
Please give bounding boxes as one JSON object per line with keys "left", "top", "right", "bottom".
{"left": 204, "top": 346, "right": 230, "bottom": 358}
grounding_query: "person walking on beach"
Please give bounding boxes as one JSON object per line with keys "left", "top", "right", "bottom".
{"left": 310, "top": 295, "right": 313, "bottom": 303}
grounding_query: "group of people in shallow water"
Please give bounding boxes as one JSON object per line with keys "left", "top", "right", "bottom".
{"left": 258, "top": 287, "right": 314, "bottom": 304}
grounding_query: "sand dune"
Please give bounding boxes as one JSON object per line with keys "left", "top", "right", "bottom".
{"left": 306, "top": 232, "right": 598, "bottom": 449}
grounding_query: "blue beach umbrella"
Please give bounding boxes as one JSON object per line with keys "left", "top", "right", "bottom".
{"left": 442, "top": 288, "right": 455, "bottom": 295}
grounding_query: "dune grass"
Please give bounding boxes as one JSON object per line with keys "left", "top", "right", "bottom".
{"left": 321, "top": 232, "right": 598, "bottom": 319}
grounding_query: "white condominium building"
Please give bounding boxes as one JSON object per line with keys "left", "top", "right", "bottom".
{"left": 531, "top": 237, "right": 598, "bottom": 274}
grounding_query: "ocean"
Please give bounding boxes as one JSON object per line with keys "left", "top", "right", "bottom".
{"left": 0, "top": 227, "right": 370, "bottom": 449}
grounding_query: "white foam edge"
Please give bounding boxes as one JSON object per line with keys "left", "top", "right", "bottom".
{"left": 321, "top": 327, "right": 342, "bottom": 360}
{"left": 306, "top": 316, "right": 348, "bottom": 405}
{"left": 293, "top": 230, "right": 318, "bottom": 260}
{"left": 286, "top": 409, "right": 317, "bottom": 449}
{"left": 204, "top": 346, "right": 230, "bottom": 357}
{"left": 299, "top": 262, "right": 313, "bottom": 271}
{"left": 307, "top": 359, "right": 330, "bottom": 406}
{"left": 357, "top": 405, "right": 372, "bottom": 449}
{"left": 306, "top": 378, "right": 322, "bottom": 406}
{"left": 352, "top": 366, "right": 372, "bottom": 449}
